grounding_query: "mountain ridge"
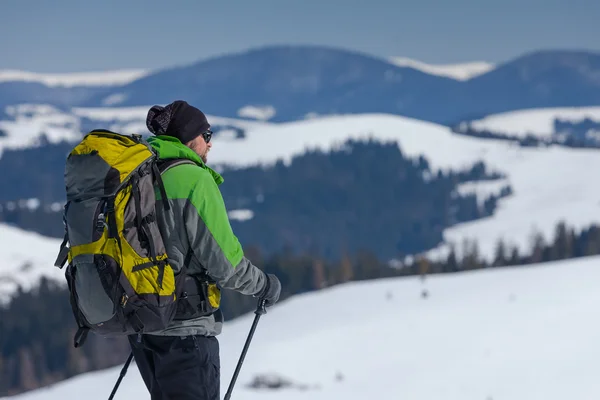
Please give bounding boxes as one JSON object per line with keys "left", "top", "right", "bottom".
{"left": 2, "top": 45, "right": 600, "bottom": 125}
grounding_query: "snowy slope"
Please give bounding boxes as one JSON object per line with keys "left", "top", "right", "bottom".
{"left": 0, "top": 104, "right": 274, "bottom": 157}
{"left": 0, "top": 69, "right": 149, "bottom": 87}
{"left": 5, "top": 255, "right": 600, "bottom": 400}
{"left": 464, "top": 106, "right": 600, "bottom": 138}
{"left": 2, "top": 110, "right": 600, "bottom": 299}
{"left": 388, "top": 57, "right": 495, "bottom": 81}
{"left": 0, "top": 223, "right": 66, "bottom": 304}
{"left": 204, "top": 113, "right": 600, "bottom": 260}
{"left": 0, "top": 104, "right": 81, "bottom": 155}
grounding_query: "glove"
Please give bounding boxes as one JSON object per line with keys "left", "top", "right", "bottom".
{"left": 256, "top": 273, "right": 281, "bottom": 307}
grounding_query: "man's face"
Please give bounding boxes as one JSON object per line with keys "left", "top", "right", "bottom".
{"left": 188, "top": 133, "right": 212, "bottom": 163}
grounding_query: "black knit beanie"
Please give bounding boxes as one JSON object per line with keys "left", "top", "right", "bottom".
{"left": 146, "top": 100, "right": 210, "bottom": 143}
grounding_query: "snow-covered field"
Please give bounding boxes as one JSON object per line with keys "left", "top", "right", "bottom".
{"left": 464, "top": 106, "right": 600, "bottom": 138}
{"left": 4, "top": 254, "right": 600, "bottom": 400}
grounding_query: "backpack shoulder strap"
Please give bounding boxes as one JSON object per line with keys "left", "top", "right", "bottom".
{"left": 157, "top": 158, "right": 197, "bottom": 174}
{"left": 153, "top": 159, "right": 197, "bottom": 211}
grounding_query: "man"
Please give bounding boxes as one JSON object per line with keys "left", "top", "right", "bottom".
{"left": 128, "top": 100, "right": 281, "bottom": 400}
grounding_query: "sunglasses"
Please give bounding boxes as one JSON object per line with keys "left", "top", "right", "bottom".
{"left": 200, "top": 129, "right": 213, "bottom": 143}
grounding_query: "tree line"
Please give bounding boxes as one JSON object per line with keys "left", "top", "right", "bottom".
{"left": 0, "top": 138, "right": 509, "bottom": 260}
{"left": 452, "top": 121, "right": 600, "bottom": 149}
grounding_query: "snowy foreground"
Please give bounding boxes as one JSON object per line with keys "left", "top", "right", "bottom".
{"left": 4, "top": 255, "right": 600, "bottom": 400}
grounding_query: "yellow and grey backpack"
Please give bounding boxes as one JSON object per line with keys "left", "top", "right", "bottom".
{"left": 54, "top": 129, "right": 192, "bottom": 347}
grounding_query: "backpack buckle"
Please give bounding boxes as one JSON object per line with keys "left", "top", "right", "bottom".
{"left": 96, "top": 213, "right": 107, "bottom": 232}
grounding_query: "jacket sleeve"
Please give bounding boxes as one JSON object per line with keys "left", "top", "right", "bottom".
{"left": 183, "top": 169, "right": 266, "bottom": 296}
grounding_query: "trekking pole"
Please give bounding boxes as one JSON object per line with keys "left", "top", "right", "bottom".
{"left": 224, "top": 298, "right": 267, "bottom": 400}
{"left": 108, "top": 352, "right": 134, "bottom": 400}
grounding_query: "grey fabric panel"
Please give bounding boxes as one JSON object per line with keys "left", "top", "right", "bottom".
{"left": 74, "top": 262, "right": 115, "bottom": 325}
{"left": 122, "top": 194, "right": 144, "bottom": 256}
{"left": 72, "top": 254, "right": 94, "bottom": 263}
{"left": 122, "top": 171, "right": 167, "bottom": 258}
{"left": 154, "top": 197, "right": 189, "bottom": 275}
{"left": 221, "top": 257, "right": 266, "bottom": 296}
{"left": 146, "top": 313, "right": 223, "bottom": 337}
{"left": 65, "top": 153, "right": 113, "bottom": 199}
{"left": 181, "top": 200, "right": 265, "bottom": 296}
{"left": 139, "top": 172, "right": 167, "bottom": 256}
{"left": 66, "top": 198, "right": 102, "bottom": 246}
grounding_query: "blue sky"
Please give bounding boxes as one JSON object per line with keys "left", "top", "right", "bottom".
{"left": 1, "top": 0, "right": 599, "bottom": 72}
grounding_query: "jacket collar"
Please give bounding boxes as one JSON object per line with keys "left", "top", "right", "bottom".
{"left": 147, "top": 135, "right": 224, "bottom": 185}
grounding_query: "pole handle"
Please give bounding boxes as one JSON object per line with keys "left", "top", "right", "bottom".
{"left": 255, "top": 298, "right": 267, "bottom": 315}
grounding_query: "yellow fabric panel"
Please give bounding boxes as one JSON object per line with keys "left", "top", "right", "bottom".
{"left": 70, "top": 132, "right": 153, "bottom": 184}
{"left": 69, "top": 237, "right": 176, "bottom": 297}
{"left": 113, "top": 186, "right": 176, "bottom": 296}
{"left": 208, "top": 284, "right": 221, "bottom": 308}
{"left": 68, "top": 185, "right": 176, "bottom": 297}
{"left": 68, "top": 238, "right": 119, "bottom": 264}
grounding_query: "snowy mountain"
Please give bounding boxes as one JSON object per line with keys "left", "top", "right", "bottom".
{"left": 388, "top": 57, "right": 495, "bottom": 81}
{"left": 460, "top": 50, "right": 600, "bottom": 120}
{"left": 4, "top": 254, "right": 600, "bottom": 400}
{"left": 3, "top": 107, "right": 600, "bottom": 301}
{"left": 85, "top": 47, "right": 600, "bottom": 124}
{"left": 81, "top": 45, "right": 463, "bottom": 123}
{"left": 3, "top": 46, "right": 600, "bottom": 125}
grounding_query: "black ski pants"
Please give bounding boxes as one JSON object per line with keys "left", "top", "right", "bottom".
{"left": 128, "top": 334, "right": 220, "bottom": 400}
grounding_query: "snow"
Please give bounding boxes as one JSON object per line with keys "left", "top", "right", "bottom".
{"left": 0, "top": 104, "right": 81, "bottom": 156}
{"left": 466, "top": 106, "right": 600, "bottom": 138}
{"left": 456, "top": 179, "right": 511, "bottom": 208}
{"left": 0, "top": 104, "right": 275, "bottom": 158}
{"left": 3, "top": 109, "right": 600, "bottom": 293}
{"left": 237, "top": 105, "right": 277, "bottom": 121}
{"left": 5, "top": 254, "right": 600, "bottom": 400}
{"left": 0, "top": 69, "right": 149, "bottom": 87}
{"left": 101, "top": 93, "right": 128, "bottom": 106}
{"left": 388, "top": 57, "right": 495, "bottom": 81}
{"left": 228, "top": 209, "right": 255, "bottom": 221}
{"left": 205, "top": 113, "right": 600, "bottom": 260}
{"left": 0, "top": 223, "right": 66, "bottom": 304}
{"left": 3, "top": 106, "right": 600, "bottom": 398}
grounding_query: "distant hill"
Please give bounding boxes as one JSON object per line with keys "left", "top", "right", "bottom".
{"left": 2, "top": 46, "right": 600, "bottom": 125}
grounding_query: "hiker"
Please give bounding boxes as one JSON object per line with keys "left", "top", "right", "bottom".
{"left": 128, "top": 100, "right": 282, "bottom": 400}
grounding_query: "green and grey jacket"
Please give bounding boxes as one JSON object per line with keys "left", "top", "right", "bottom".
{"left": 147, "top": 135, "right": 266, "bottom": 336}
